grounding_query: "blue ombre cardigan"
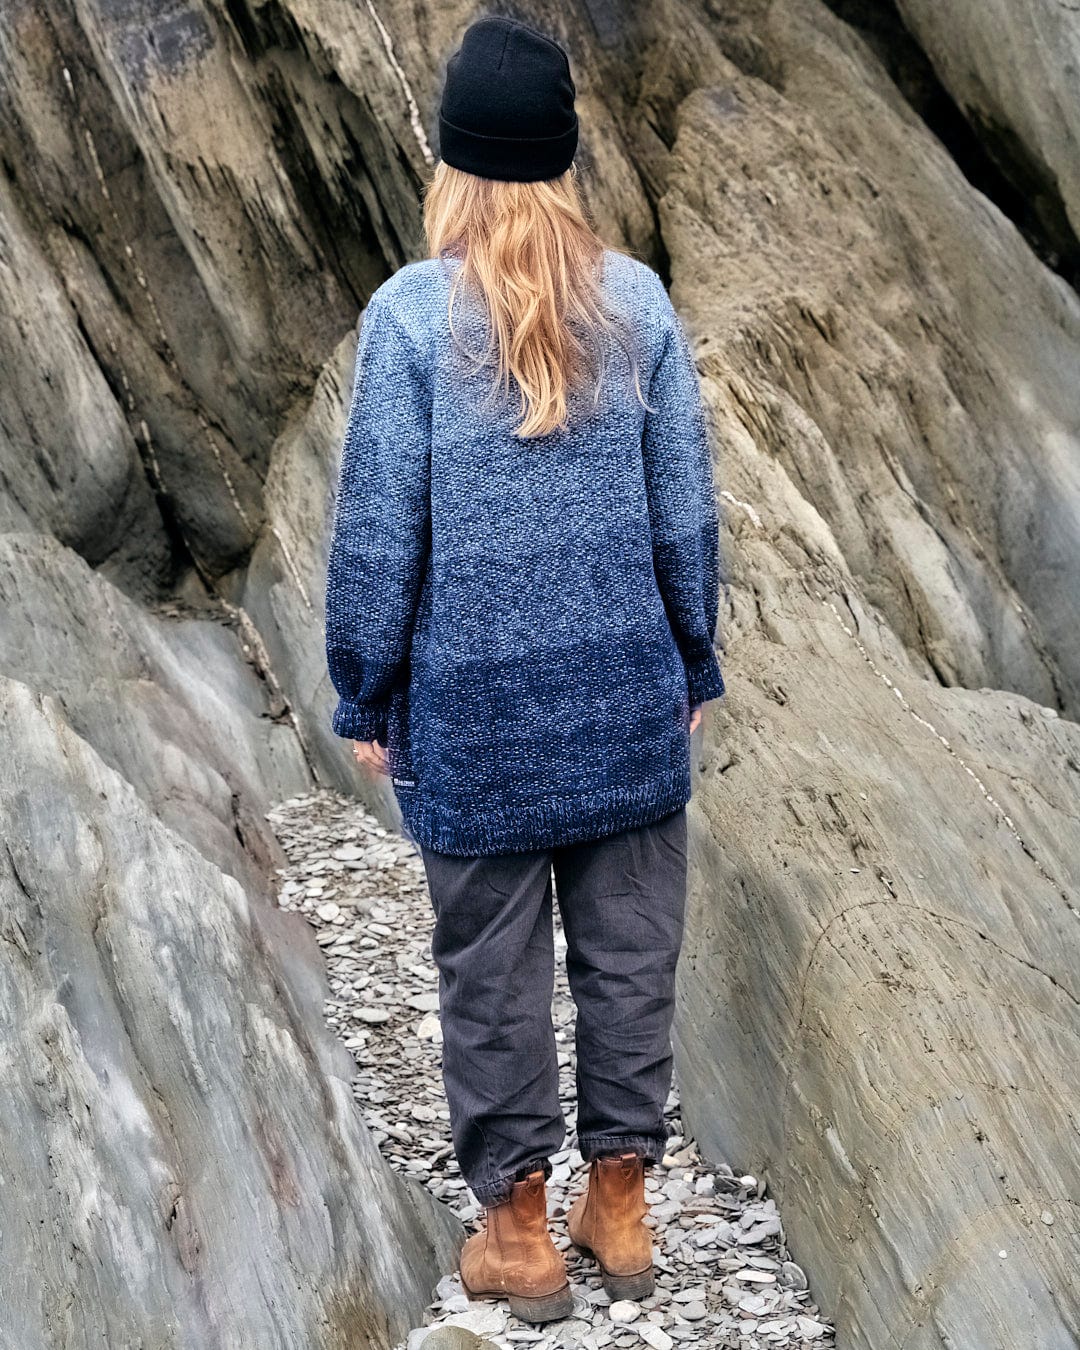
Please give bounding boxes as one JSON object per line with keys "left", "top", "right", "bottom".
{"left": 325, "top": 248, "right": 726, "bottom": 856}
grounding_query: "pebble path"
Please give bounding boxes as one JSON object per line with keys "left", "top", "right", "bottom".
{"left": 268, "top": 789, "right": 836, "bottom": 1350}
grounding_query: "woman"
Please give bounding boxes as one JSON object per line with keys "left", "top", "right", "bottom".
{"left": 324, "top": 15, "right": 726, "bottom": 1325}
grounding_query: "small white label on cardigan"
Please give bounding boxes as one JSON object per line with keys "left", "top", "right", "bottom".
{"left": 392, "top": 776, "right": 416, "bottom": 787}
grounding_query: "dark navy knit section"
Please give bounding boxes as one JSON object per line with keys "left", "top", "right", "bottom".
{"left": 325, "top": 248, "right": 726, "bottom": 856}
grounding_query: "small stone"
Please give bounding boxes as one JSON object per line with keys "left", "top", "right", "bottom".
{"left": 608, "top": 1301, "right": 640, "bottom": 1324}
{"left": 738, "top": 1218, "right": 781, "bottom": 1244}
{"left": 1041, "top": 1210, "right": 1055, "bottom": 1226}
{"left": 779, "top": 1262, "right": 807, "bottom": 1290}
{"left": 677, "top": 1302, "right": 706, "bottom": 1322}
{"left": 357, "top": 1007, "right": 392, "bottom": 1024}
{"left": 423, "top": 1327, "right": 493, "bottom": 1349}
{"left": 315, "top": 901, "right": 340, "bottom": 921}
{"left": 442, "top": 1304, "right": 507, "bottom": 1336}
{"left": 638, "top": 1329, "right": 672, "bottom": 1350}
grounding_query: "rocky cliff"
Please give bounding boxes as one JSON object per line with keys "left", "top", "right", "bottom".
{"left": 1, "top": 1, "right": 1078, "bottom": 1346}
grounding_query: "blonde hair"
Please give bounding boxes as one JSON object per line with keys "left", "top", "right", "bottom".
{"left": 421, "top": 160, "right": 648, "bottom": 438}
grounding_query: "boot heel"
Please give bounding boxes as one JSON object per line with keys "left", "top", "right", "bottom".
{"left": 570, "top": 1238, "right": 656, "bottom": 1303}
{"left": 507, "top": 1283, "right": 575, "bottom": 1323}
{"left": 599, "top": 1265, "right": 655, "bottom": 1301}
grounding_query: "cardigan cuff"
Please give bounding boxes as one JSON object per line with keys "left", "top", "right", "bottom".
{"left": 332, "top": 697, "right": 389, "bottom": 743}
{"left": 686, "top": 650, "right": 726, "bottom": 708}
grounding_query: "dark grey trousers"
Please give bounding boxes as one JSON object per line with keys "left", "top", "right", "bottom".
{"left": 418, "top": 806, "right": 688, "bottom": 1208}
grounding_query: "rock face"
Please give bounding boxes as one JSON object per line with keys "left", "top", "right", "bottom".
{"left": 0, "top": 678, "right": 460, "bottom": 1347}
{"left": 2, "top": 0, "right": 1080, "bottom": 1346}
{"left": 651, "top": 4, "right": 1080, "bottom": 1345}
{"left": 0, "top": 533, "right": 310, "bottom": 890}
{"left": 238, "top": 329, "right": 389, "bottom": 799}
{"left": 895, "top": 0, "right": 1080, "bottom": 272}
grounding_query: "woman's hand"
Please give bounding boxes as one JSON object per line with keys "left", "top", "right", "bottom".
{"left": 353, "top": 739, "right": 389, "bottom": 775}
{"left": 689, "top": 704, "right": 703, "bottom": 735}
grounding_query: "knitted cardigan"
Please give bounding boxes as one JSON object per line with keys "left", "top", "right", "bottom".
{"left": 325, "top": 247, "right": 725, "bottom": 856}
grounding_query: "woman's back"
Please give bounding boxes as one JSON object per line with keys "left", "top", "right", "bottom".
{"left": 325, "top": 244, "right": 725, "bottom": 856}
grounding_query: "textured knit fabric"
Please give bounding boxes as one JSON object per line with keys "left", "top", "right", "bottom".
{"left": 438, "top": 16, "right": 579, "bottom": 182}
{"left": 325, "top": 247, "right": 726, "bottom": 856}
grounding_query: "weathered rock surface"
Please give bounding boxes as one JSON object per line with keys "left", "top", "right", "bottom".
{"left": 895, "top": 0, "right": 1080, "bottom": 269}
{"left": 652, "top": 4, "right": 1080, "bottom": 1345}
{"left": 0, "top": 532, "right": 309, "bottom": 890}
{"left": 0, "top": 678, "right": 460, "bottom": 1348}
{"left": 238, "top": 329, "right": 388, "bottom": 801}
{"left": 664, "top": 2, "right": 1080, "bottom": 718}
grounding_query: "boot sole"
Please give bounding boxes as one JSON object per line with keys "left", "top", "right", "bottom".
{"left": 461, "top": 1274, "right": 575, "bottom": 1324}
{"left": 569, "top": 1238, "right": 655, "bottom": 1301}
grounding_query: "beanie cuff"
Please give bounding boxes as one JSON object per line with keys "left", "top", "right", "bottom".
{"left": 438, "top": 113, "right": 578, "bottom": 183}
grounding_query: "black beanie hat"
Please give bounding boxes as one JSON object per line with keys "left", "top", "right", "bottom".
{"left": 438, "top": 16, "right": 578, "bottom": 183}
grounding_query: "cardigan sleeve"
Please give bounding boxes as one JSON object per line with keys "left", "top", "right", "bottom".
{"left": 642, "top": 285, "right": 726, "bottom": 708}
{"left": 324, "top": 288, "right": 432, "bottom": 743}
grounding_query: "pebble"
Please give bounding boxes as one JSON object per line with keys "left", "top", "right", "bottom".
{"left": 268, "top": 790, "right": 836, "bottom": 1350}
{"left": 442, "top": 1307, "right": 507, "bottom": 1336}
{"left": 608, "top": 1302, "right": 640, "bottom": 1324}
{"left": 422, "top": 1329, "right": 495, "bottom": 1349}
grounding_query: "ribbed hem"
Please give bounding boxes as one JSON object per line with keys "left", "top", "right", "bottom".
{"left": 400, "top": 763, "right": 692, "bottom": 857}
{"left": 438, "top": 112, "right": 578, "bottom": 182}
{"left": 331, "top": 697, "right": 388, "bottom": 743}
{"left": 686, "top": 651, "right": 726, "bottom": 707}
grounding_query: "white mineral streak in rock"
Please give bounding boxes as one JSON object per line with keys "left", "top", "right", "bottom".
{"left": 364, "top": 1, "right": 435, "bottom": 165}
{"left": 720, "top": 490, "right": 764, "bottom": 529}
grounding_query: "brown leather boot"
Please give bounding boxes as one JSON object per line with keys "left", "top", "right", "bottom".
{"left": 459, "top": 1168, "right": 574, "bottom": 1323}
{"left": 566, "top": 1150, "right": 655, "bottom": 1300}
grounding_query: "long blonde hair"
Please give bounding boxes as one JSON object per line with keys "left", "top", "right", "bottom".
{"left": 421, "top": 160, "right": 648, "bottom": 438}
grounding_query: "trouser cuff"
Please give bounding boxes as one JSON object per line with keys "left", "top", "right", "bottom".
{"left": 470, "top": 1155, "right": 553, "bottom": 1208}
{"left": 577, "top": 1133, "right": 667, "bottom": 1164}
